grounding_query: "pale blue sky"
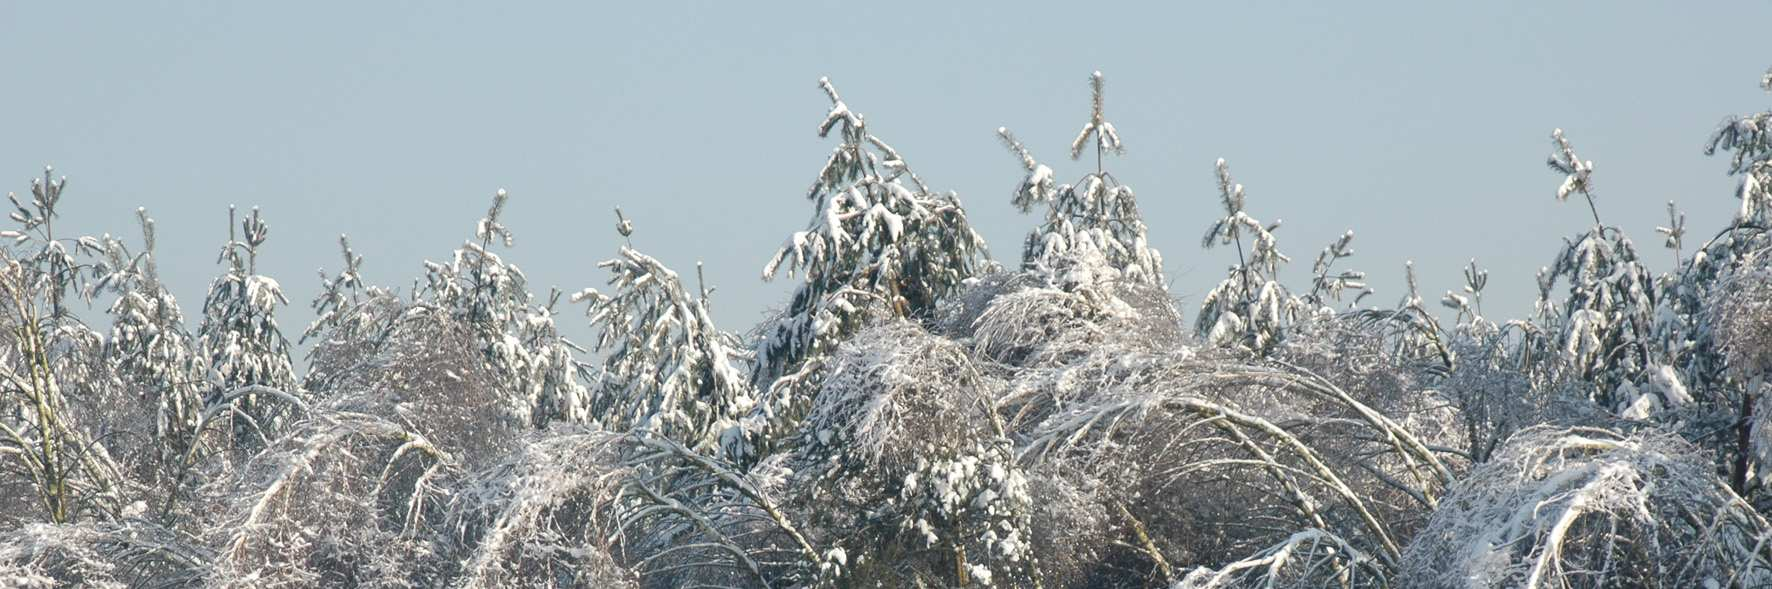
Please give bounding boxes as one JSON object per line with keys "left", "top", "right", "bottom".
{"left": 4, "top": 1, "right": 1769, "bottom": 345}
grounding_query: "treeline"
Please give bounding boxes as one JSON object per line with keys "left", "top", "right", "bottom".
{"left": 2, "top": 68, "right": 1772, "bottom": 588}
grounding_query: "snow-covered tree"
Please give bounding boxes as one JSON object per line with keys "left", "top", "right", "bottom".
{"left": 1359, "top": 261, "right": 1458, "bottom": 370}
{"left": 442, "top": 428, "right": 637, "bottom": 588}
{"left": 0, "top": 168, "right": 128, "bottom": 525}
{"left": 1659, "top": 191, "right": 1768, "bottom": 406}
{"left": 300, "top": 235, "right": 403, "bottom": 397}
{"left": 574, "top": 214, "right": 755, "bottom": 457}
{"left": 1197, "top": 158, "right": 1299, "bottom": 352}
{"left": 769, "top": 321, "right": 1036, "bottom": 587}
{"left": 1652, "top": 66, "right": 1772, "bottom": 496}
{"left": 1427, "top": 261, "right": 1576, "bottom": 463}
{"left": 196, "top": 206, "right": 301, "bottom": 457}
{"left": 1019, "top": 345, "right": 1452, "bottom": 587}
{"left": 1536, "top": 129, "right": 1659, "bottom": 414}
{"left": 415, "top": 189, "right": 589, "bottom": 428}
{"left": 90, "top": 209, "right": 206, "bottom": 485}
{"left": 324, "top": 302, "right": 523, "bottom": 470}
{"left": 1706, "top": 66, "right": 1772, "bottom": 180}
{"left": 752, "top": 77, "right": 988, "bottom": 442}
{"left": 996, "top": 71, "right": 1164, "bottom": 292}
{"left": 951, "top": 262, "right": 1187, "bottom": 437}
{"left": 1708, "top": 268, "right": 1772, "bottom": 493}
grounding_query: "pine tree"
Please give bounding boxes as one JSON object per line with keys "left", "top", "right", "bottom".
{"left": 1304, "top": 230, "right": 1372, "bottom": 311}
{"left": 416, "top": 189, "right": 588, "bottom": 428}
{"left": 93, "top": 209, "right": 205, "bottom": 472}
{"left": 1197, "top": 158, "right": 1297, "bottom": 352}
{"left": 1536, "top": 129, "right": 1658, "bottom": 414}
{"left": 299, "top": 235, "right": 404, "bottom": 395}
{"left": 196, "top": 206, "right": 300, "bottom": 456}
{"left": 996, "top": 71, "right": 1164, "bottom": 292}
{"left": 1657, "top": 65, "right": 1772, "bottom": 494}
{"left": 752, "top": 77, "right": 988, "bottom": 433}
{"left": 574, "top": 211, "right": 755, "bottom": 457}
{"left": 1670, "top": 66, "right": 1772, "bottom": 395}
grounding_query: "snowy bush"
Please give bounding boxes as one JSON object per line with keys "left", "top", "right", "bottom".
{"left": 320, "top": 308, "right": 528, "bottom": 470}
{"left": 772, "top": 321, "right": 1036, "bottom": 587}
{"left": 1400, "top": 426, "right": 1772, "bottom": 588}
{"left": 447, "top": 427, "right": 819, "bottom": 588}
{"left": 1019, "top": 344, "right": 1453, "bottom": 587}
{"left": 300, "top": 235, "right": 404, "bottom": 396}
{"left": 442, "top": 428, "right": 636, "bottom": 589}
{"left": 199, "top": 409, "right": 448, "bottom": 587}
{"left": 0, "top": 518, "right": 208, "bottom": 588}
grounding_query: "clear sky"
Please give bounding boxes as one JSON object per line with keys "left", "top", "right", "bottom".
{"left": 4, "top": 1, "right": 1770, "bottom": 347}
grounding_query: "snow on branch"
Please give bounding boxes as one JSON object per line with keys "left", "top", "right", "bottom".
{"left": 448, "top": 427, "right": 820, "bottom": 588}
{"left": 1707, "top": 66, "right": 1772, "bottom": 176}
{"left": 203, "top": 409, "right": 450, "bottom": 586}
{"left": 1533, "top": 133, "right": 1660, "bottom": 414}
{"left": 752, "top": 76, "right": 988, "bottom": 445}
{"left": 1198, "top": 158, "right": 1299, "bottom": 353}
{"left": 0, "top": 518, "right": 211, "bottom": 588}
{"left": 1069, "top": 71, "right": 1123, "bottom": 160}
{"left": 575, "top": 240, "right": 755, "bottom": 458}
{"left": 999, "top": 71, "right": 1164, "bottom": 293}
{"left": 416, "top": 189, "right": 590, "bottom": 429}
{"left": 773, "top": 321, "right": 1035, "bottom": 586}
{"left": 1176, "top": 528, "right": 1387, "bottom": 589}
{"left": 1400, "top": 426, "right": 1772, "bottom": 588}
